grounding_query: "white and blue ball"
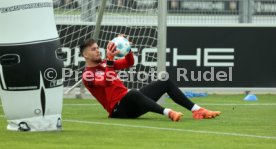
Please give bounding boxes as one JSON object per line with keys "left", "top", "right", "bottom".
{"left": 112, "top": 37, "right": 131, "bottom": 57}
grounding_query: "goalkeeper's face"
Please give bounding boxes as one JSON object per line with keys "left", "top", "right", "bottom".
{"left": 84, "top": 43, "right": 102, "bottom": 63}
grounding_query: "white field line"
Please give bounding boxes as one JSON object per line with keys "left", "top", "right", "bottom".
{"left": 0, "top": 115, "right": 275, "bottom": 140}
{"left": 64, "top": 119, "right": 276, "bottom": 140}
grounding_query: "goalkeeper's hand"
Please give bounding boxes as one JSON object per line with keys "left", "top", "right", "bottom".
{"left": 106, "top": 41, "right": 120, "bottom": 61}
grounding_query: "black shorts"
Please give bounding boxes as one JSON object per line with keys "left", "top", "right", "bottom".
{"left": 110, "top": 90, "right": 149, "bottom": 118}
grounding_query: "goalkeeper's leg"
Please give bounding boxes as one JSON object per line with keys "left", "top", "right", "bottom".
{"left": 110, "top": 90, "right": 183, "bottom": 121}
{"left": 139, "top": 78, "right": 221, "bottom": 119}
{"left": 139, "top": 78, "right": 195, "bottom": 110}
{"left": 111, "top": 78, "right": 220, "bottom": 120}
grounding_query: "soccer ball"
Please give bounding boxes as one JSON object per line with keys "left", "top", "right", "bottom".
{"left": 111, "top": 37, "right": 131, "bottom": 57}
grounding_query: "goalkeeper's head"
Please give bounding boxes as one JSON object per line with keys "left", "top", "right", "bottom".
{"left": 80, "top": 38, "right": 102, "bottom": 64}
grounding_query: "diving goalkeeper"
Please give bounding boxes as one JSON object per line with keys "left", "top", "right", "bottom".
{"left": 81, "top": 37, "right": 221, "bottom": 122}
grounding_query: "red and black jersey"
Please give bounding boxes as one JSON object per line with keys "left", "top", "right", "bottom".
{"left": 82, "top": 52, "right": 134, "bottom": 116}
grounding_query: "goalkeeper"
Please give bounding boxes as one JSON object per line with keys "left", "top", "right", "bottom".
{"left": 80, "top": 38, "right": 221, "bottom": 122}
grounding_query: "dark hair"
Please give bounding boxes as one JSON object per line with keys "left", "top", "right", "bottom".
{"left": 79, "top": 38, "right": 97, "bottom": 56}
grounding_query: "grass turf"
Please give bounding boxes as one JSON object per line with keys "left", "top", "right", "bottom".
{"left": 0, "top": 94, "right": 276, "bottom": 149}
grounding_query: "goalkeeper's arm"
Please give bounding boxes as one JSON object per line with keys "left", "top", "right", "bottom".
{"left": 114, "top": 51, "right": 134, "bottom": 70}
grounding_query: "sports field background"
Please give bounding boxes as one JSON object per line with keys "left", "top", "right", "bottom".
{"left": 0, "top": 94, "right": 275, "bottom": 149}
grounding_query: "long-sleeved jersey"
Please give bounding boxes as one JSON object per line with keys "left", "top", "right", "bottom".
{"left": 82, "top": 52, "right": 134, "bottom": 115}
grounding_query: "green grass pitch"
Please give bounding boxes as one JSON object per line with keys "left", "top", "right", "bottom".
{"left": 0, "top": 94, "right": 276, "bottom": 149}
